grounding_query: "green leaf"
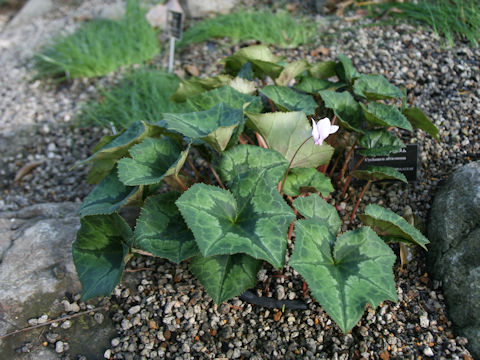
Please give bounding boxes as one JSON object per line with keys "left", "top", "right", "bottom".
{"left": 276, "top": 59, "right": 310, "bottom": 86}
{"left": 220, "top": 45, "right": 284, "bottom": 78}
{"left": 361, "top": 102, "right": 412, "bottom": 131}
{"left": 177, "top": 146, "right": 294, "bottom": 269}
{"left": 290, "top": 224, "right": 397, "bottom": 332}
{"left": 295, "top": 76, "right": 339, "bottom": 93}
{"left": 358, "top": 130, "right": 405, "bottom": 156}
{"left": 353, "top": 74, "right": 404, "bottom": 100}
{"left": 189, "top": 254, "right": 262, "bottom": 304}
{"left": 402, "top": 107, "right": 439, "bottom": 139}
{"left": 283, "top": 168, "right": 333, "bottom": 197}
{"left": 218, "top": 144, "right": 290, "bottom": 186}
{"left": 187, "top": 85, "right": 262, "bottom": 113}
{"left": 117, "top": 137, "right": 189, "bottom": 186}
{"left": 293, "top": 194, "right": 341, "bottom": 234}
{"left": 260, "top": 86, "right": 317, "bottom": 114}
{"left": 86, "top": 158, "right": 120, "bottom": 184}
{"left": 176, "top": 181, "right": 294, "bottom": 269}
{"left": 134, "top": 193, "right": 199, "bottom": 263}
{"left": 358, "top": 204, "right": 429, "bottom": 250}
{"left": 72, "top": 214, "right": 132, "bottom": 300}
{"left": 319, "top": 90, "right": 364, "bottom": 133}
{"left": 161, "top": 103, "right": 242, "bottom": 152}
{"left": 351, "top": 165, "right": 408, "bottom": 183}
{"left": 309, "top": 60, "right": 337, "bottom": 79}
{"left": 79, "top": 121, "right": 162, "bottom": 164}
{"left": 79, "top": 170, "right": 139, "bottom": 217}
{"left": 336, "top": 54, "right": 360, "bottom": 83}
{"left": 170, "top": 75, "right": 233, "bottom": 102}
{"left": 245, "top": 111, "right": 334, "bottom": 168}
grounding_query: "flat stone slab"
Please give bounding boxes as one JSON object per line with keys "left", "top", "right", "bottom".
{"left": 0, "top": 202, "right": 115, "bottom": 359}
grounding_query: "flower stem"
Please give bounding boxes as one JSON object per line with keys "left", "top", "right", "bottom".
{"left": 350, "top": 179, "right": 372, "bottom": 223}
{"left": 336, "top": 137, "right": 358, "bottom": 183}
{"left": 186, "top": 157, "right": 201, "bottom": 181}
{"left": 255, "top": 132, "right": 268, "bottom": 148}
{"left": 208, "top": 162, "right": 226, "bottom": 190}
{"left": 340, "top": 155, "right": 366, "bottom": 199}
{"left": 279, "top": 136, "right": 313, "bottom": 194}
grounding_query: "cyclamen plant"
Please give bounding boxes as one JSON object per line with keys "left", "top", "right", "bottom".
{"left": 73, "top": 45, "right": 437, "bottom": 332}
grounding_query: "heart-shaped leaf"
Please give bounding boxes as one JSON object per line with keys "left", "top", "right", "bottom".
{"left": 351, "top": 165, "right": 407, "bottom": 183}
{"left": 402, "top": 107, "right": 439, "bottom": 139}
{"left": 319, "top": 90, "right": 364, "bottom": 133}
{"left": 72, "top": 214, "right": 133, "bottom": 300}
{"left": 358, "top": 204, "right": 429, "bottom": 250}
{"left": 295, "top": 77, "right": 339, "bottom": 93}
{"left": 336, "top": 54, "right": 360, "bottom": 83}
{"left": 220, "top": 45, "right": 284, "bottom": 78}
{"left": 284, "top": 168, "right": 333, "bottom": 197}
{"left": 187, "top": 85, "right": 262, "bottom": 113}
{"left": 177, "top": 146, "right": 295, "bottom": 268}
{"left": 309, "top": 60, "right": 337, "bottom": 79}
{"left": 76, "top": 121, "right": 162, "bottom": 168}
{"left": 79, "top": 170, "right": 139, "bottom": 217}
{"left": 353, "top": 74, "right": 404, "bottom": 100}
{"left": 176, "top": 182, "right": 293, "bottom": 269}
{"left": 358, "top": 130, "right": 405, "bottom": 156}
{"left": 293, "top": 194, "right": 341, "bottom": 234}
{"left": 361, "top": 102, "right": 412, "bottom": 131}
{"left": 245, "top": 111, "right": 334, "bottom": 168}
{"left": 290, "top": 224, "right": 397, "bottom": 332}
{"left": 189, "top": 254, "right": 262, "bottom": 304}
{"left": 134, "top": 192, "right": 199, "bottom": 263}
{"left": 260, "top": 85, "right": 317, "bottom": 114}
{"left": 117, "top": 137, "right": 189, "bottom": 186}
{"left": 161, "top": 103, "right": 242, "bottom": 152}
{"left": 276, "top": 59, "right": 310, "bottom": 86}
{"left": 170, "top": 75, "right": 233, "bottom": 102}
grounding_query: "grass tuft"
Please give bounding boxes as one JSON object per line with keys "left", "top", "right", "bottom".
{"left": 179, "top": 11, "right": 314, "bottom": 49}
{"left": 76, "top": 68, "right": 179, "bottom": 130}
{"left": 33, "top": 0, "right": 160, "bottom": 79}
{"left": 372, "top": 0, "right": 480, "bottom": 47}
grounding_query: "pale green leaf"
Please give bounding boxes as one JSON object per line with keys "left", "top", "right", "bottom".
{"left": 290, "top": 224, "right": 397, "bottom": 332}
{"left": 336, "top": 54, "right": 360, "bottom": 83}
{"left": 170, "top": 75, "right": 233, "bottom": 102}
{"left": 245, "top": 111, "right": 334, "bottom": 168}
{"left": 295, "top": 76, "right": 339, "bottom": 93}
{"left": 309, "top": 60, "right": 337, "bottom": 79}
{"left": 276, "top": 59, "right": 310, "bottom": 86}
{"left": 220, "top": 45, "right": 284, "bottom": 78}
{"left": 358, "top": 204, "right": 429, "bottom": 250}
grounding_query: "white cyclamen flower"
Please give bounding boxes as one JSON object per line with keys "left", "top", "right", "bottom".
{"left": 311, "top": 117, "right": 339, "bottom": 146}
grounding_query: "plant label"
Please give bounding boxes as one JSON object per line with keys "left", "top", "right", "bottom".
{"left": 351, "top": 144, "right": 419, "bottom": 182}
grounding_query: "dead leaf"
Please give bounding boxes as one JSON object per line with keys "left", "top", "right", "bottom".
{"left": 184, "top": 64, "right": 200, "bottom": 77}
{"left": 310, "top": 46, "right": 330, "bottom": 57}
{"left": 273, "top": 311, "right": 282, "bottom": 322}
{"left": 14, "top": 160, "right": 45, "bottom": 183}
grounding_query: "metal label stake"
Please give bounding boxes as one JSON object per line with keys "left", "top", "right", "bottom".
{"left": 166, "top": 0, "right": 184, "bottom": 73}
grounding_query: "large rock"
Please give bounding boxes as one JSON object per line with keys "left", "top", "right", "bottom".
{"left": 0, "top": 203, "right": 116, "bottom": 359}
{"left": 179, "top": 0, "right": 239, "bottom": 18}
{"left": 428, "top": 161, "right": 480, "bottom": 358}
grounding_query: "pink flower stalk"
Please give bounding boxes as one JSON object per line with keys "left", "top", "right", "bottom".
{"left": 311, "top": 117, "right": 339, "bottom": 145}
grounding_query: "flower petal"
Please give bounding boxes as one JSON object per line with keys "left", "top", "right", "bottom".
{"left": 329, "top": 125, "right": 339, "bottom": 134}
{"left": 311, "top": 119, "right": 320, "bottom": 143}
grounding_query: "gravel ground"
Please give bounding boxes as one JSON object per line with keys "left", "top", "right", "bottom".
{"left": 1, "top": 1, "right": 479, "bottom": 359}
